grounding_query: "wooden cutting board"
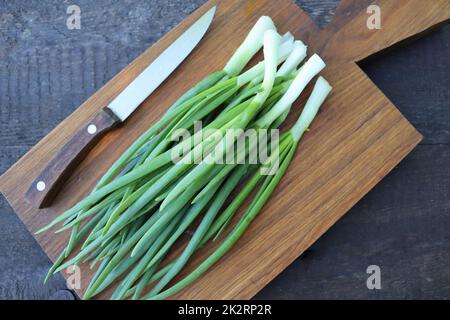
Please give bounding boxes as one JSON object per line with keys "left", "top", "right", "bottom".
{"left": 1, "top": 0, "right": 449, "bottom": 299}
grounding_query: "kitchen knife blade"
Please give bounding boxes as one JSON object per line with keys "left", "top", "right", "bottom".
{"left": 107, "top": 6, "right": 216, "bottom": 121}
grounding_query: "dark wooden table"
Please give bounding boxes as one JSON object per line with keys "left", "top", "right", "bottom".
{"left": 0, "top": 0, "right": 448, "bottom": 299}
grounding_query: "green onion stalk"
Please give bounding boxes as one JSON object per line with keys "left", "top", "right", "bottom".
{"left": 37, "top": 15, "right": 332, "bottom": 301}
{"left": 110, "top": 55, "right": 329, "bottom": 300}
{"left": 37, "top": 17, "right": 290, "bottom": 236}
{"left": 37, "top": 17, "right": 277, "bottom": 235}
{"left": 78, "top": 28, "right": 284, "bottom": 300}
{"left": 190, "top": 52, "right": 325, "bottom": 208}
{"left": 40, "top": 15, "right": 282, "bottom": 279}
{"left": 146, "top": 76, "right": 333, "bottom": 300}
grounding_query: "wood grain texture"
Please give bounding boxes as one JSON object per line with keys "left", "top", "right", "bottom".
{"left": 0, "top": 0, "right": 448, "bottom": 299}
{"left": 24, "top": 108, "right": 121, "bottom": 208}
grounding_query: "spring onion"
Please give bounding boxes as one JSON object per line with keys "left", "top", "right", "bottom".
{"left": 38, "top": 15, "right": 333, "bottom": 300}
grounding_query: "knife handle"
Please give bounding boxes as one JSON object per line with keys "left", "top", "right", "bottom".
{"left": 25, "top": 107, "right": 121, "bottom": 209}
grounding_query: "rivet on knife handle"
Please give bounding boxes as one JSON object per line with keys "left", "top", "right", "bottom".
{"left": 25, "top": 108, "right": 121, "bottom": 208}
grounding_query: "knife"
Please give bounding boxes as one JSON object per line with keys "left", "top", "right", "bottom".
{"left": 25, "top": 6, "right": 216, "bottom": 209}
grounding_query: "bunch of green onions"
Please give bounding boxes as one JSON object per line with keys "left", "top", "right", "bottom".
{"left": 38, "top": 16, "right": 332, "bottom": 300}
